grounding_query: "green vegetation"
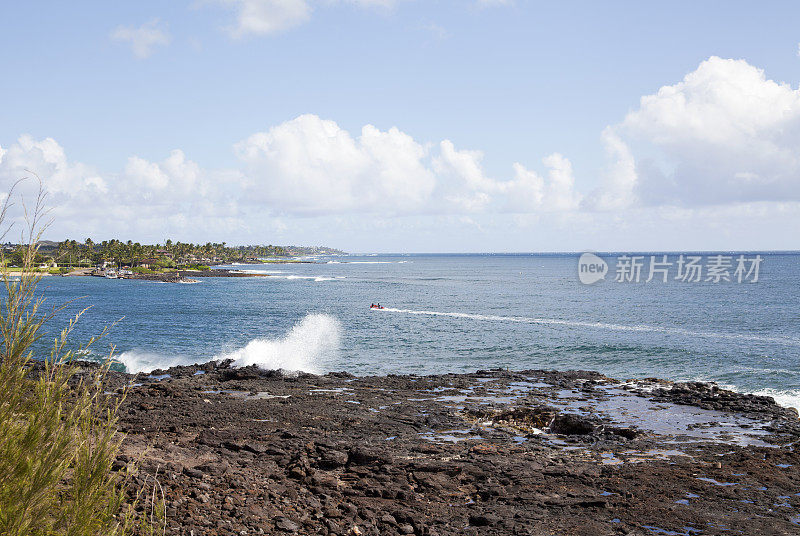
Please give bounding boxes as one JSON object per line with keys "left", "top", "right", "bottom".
{"left": 183, "top": 263, "right": 210, "bottom": 271}
{"left": 0, "top": 189, "right": 162, "bottom": 535}
{"left": 27, "top": 239, "right": 291, "bottom": 270}
{"left": 3, "top": 238, "right": 346, "bottom": 273}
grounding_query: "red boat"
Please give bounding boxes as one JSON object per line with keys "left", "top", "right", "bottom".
{"left": 370, "top": 304, "right": 384, "bottom": 309}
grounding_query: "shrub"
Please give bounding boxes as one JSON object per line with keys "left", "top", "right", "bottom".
{"left": 0, "top": 186, "right": 162, "bottom": 536}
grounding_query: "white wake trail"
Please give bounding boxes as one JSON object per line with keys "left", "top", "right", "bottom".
{"left": 374, "top": 308, "right": 800, "bottom": 347}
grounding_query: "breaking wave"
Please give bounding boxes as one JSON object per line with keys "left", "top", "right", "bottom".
{"left": 117, "top": 313, "right": 341, "bottom": 374}
{"left": 116, "top": 350, "right": 193, "bottom": 374}
{"left": 749, "top": 388, "right": 800, "bottom": 412}
{"left": 214, "top": 313, "right": 340, "bottom": 372}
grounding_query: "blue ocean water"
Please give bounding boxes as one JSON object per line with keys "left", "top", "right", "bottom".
{"left": 34, "top": 253, "right": 800, "bottom": 408}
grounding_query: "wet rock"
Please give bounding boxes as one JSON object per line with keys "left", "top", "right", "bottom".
{"left": 550, "top": 413, "right": 595, "bottom": 435}
{"left": 109, "top": 364, "right": 800, "bottom": 535}
{"left": 606, "top": 426, "right": 640, "bottom": 440}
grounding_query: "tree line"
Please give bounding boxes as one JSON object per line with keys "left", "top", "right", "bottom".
{"left": 7, "top": 239, "right": 288, "bottom": 268}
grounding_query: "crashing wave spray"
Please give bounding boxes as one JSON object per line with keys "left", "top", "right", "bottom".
{"left": 118, "top": 313, "right": 341, "bottom": 374}
{"left": 116, "top": 350, "right": 190, "bottom": 374}
{"left": 214, "top": 313, "right": 341, "bottom": 373}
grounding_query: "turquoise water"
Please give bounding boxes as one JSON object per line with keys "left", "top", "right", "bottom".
{"left": 35, "top": 253, "right": 800, "bottom": 408}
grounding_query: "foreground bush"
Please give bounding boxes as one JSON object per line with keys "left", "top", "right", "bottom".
{"left": 0, "top": 196, "right": 161, "bottom": 535}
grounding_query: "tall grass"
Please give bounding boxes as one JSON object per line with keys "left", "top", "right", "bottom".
{"left": 0, "top": 185, "right": 162, "bottom": 535}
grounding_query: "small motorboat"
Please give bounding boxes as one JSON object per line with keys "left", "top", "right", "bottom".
{"left": 370, "top": 304, "right": 384, "bottom": 309}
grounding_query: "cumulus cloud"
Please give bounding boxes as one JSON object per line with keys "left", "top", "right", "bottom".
{"left": 592, "top": 56, "right": 800, "bottom": 208}
{"left": 432, "top": 141, "right": 579, "bottom": 213}
{"left": 110, "top": 19, "right": 170, "bottom": 58}
{"left": 5, "top": 54, "right": 800, "bottom": 245}
{"left": 232, "top": 115, "right": 583, "bottom": 216}
{"left": 0, "top": 136, "right": 246, "bottom": 240}
{"left": 235, "top": 115, "right": 435, "bottom": 214}
{"left": 0, "top": 115, "right": 586, "bottom": 240}
{"left": 214, "top": 0, "right": 312, "bottom": 37}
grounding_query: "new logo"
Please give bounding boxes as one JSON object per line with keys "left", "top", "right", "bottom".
{"left": 578, "top": 252, "right": 608, "bottom": 284}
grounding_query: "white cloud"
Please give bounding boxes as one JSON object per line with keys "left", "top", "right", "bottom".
{"left": 235, "top": 114, "right": 436, "bottom": 214}
{"left": 0, "top": 136, "right": 244, "bottom": 241}
{"left": 583, "top": 127, "right": 637, "bottom": 211}
{"left": 0, "top": 135, "right": 105, "bottom": 196}
{"left": 0, "top": 115, "right": 586, "bottom": 242}
{"left": 214, "top": 0, "right": 311, "bottom": 37}
{"left": 595, "top": 56, "right": 800, "bottom": 208}
{"left": 6, "top": 52, "right": 800, "bottom": 249}
{"left": 504, "top": 155, "right": 580, "bottom": 212}
{"left": 110, "top": 19, "right": 170, "bottom": 59}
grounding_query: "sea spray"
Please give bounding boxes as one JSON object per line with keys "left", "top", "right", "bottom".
{"left": 118, "top": 313, "right": 341, "bottom": 374}
{"left": 117, "top": 350, "right": 191, "bottom": 375}
{"left": 214, "top": 313, "right": 341, "bottom": 373}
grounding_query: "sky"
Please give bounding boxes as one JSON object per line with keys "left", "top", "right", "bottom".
{"left": 1, "top": 0, "right": 800, "bottom": 252}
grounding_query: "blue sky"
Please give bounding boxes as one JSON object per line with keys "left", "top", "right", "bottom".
{"left": 1, "top": 1, "right": 799, "bottom": 252}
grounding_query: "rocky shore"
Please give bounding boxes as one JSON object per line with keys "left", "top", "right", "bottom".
{"left": 101, "top": 363, "right": 800, "bottom": 535}
{"left": 129, "top": 269, "right": 271, "bottom": 283}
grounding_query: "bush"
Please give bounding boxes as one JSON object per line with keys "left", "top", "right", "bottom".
{"left": 0, "top": 189, "right": 162, "bottom": 536}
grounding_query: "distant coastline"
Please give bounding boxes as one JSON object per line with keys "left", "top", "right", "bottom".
{"left": 1, "top": 239, "right": 345, "bottom": 283}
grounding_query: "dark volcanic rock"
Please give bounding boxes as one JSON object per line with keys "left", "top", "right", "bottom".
{"left": 549, "top": 413, "right": 596, "bottom": 435}
{"left": 113, "top": 366, "right": 800, "bottom": 535}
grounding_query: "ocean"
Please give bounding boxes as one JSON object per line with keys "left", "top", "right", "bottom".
{"left": 35, "top": 253, "right": 800, "bottom": 409}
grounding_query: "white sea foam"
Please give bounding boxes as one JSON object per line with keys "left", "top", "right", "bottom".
{"left": 750, "top": 389, "right": 800, "bottom": 412}
{"left": 233, "top": 269, "right": 286, "bottom": 274}
{"left": 214, "top": 313, "right": 340, "bottom": 373}
{"left": 118, "top": 313, "right": 341, "bottom": 374}
{"left": 262, "top": 275, "right": 343, "bottom": 282}
{"left": 327, "top": 260, "right": 410, "bottom": 264}
{"left": 116, "top": 350, "right": 195, "bottom": 374}
{"left": 374, "top": 308, "right": 800, "bottom": 347}
{"left": 724, "top": 386, "right": 800, "bottom": 413}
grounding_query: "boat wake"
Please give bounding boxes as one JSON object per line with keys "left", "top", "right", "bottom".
{"left": 373, "top": 307, "right": 800, "bottom": 347}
